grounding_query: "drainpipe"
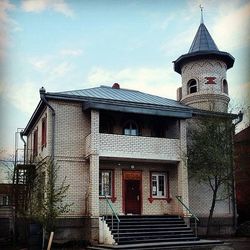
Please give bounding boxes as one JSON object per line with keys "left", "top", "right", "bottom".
{"left": 20, "top": 131, "right": 26, "bottom": 164}
{"left": 234, "top": 111, "right": 243, "bottom": 126}
{"left": 39, "top": 87, "right": 55, "bottom": 249}
{"left": 231, "top": 111, "right": 243, "bottom": 232}
{"left": 39, "top": 87, "right": 55, "bottom": 160}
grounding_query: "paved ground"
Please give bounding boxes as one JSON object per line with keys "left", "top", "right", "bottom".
{"left": 2, "top": 237, "right": 250, "bottom": 250}
{"left": 216, "top": 237, "right": 250, "bottom": 250}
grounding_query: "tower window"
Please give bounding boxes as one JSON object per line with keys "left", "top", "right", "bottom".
{"left": 222, "top": 80, "right": 228, "bottom": 94}
{"left": 187, "top": 79, "right": 197, "bottom": 94}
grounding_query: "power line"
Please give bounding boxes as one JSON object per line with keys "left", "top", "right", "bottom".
{"left": 0, "top": 160, "right": 15, "bottom": 163}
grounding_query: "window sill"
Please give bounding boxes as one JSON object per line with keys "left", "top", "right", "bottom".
{"left": 148, "top": 197, "right": 172, "bottom": 203}
{"left": 99, "top": 196, "right": 117, "bottom": 203}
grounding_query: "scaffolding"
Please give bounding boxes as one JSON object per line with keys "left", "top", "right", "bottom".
{"left": 12, "top": 129, "right": 36, "bottom": 242}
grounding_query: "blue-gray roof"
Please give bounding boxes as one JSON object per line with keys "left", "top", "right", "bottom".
{"left": 189, "top": 23, "right": 218, "bottom": 53}
{"left": 48, "top": 85, "right": 189, "bottom": 110}
{"left": 174, "top": 22, "right": 234, "bottom": 74}
{"left": 23, "top": 85, "right": 193, "bottom": 135}
{"left": 44, "top": 85, "right": 193, "bottom": 119}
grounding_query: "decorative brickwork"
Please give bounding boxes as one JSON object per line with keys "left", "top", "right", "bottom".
{"left": 180, "top": 59, "right": 230, "bottom": 112}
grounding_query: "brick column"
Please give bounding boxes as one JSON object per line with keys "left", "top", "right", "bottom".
{"left": 88, "top": 110, "right": 100, "bottom": 244}
{"left": 89, "top": 110, "right": 100, "bottom": 216}
{"left": 177, "top": 119, "right": 189, "bottom": 216}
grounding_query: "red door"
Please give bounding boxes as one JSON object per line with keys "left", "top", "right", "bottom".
{"left": 123, "top": 171, "right": 141, "bottom": 214}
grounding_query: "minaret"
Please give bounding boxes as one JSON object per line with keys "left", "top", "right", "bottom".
{"left": 174, "top": 8, "right": 235, "bottom": 112}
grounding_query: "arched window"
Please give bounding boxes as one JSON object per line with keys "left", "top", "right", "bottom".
{"left": 222, "top": 79, "right": 228, "bottom": 94}
{"left": 187, "top": 79, "right": 197, "bottom": 94}
{"left": 123, "top": 120, "right": 139, "bottom": 136}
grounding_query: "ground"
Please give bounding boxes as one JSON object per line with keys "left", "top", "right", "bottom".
{"left": 1, "top": 237, "right": 250, "bottom": 250}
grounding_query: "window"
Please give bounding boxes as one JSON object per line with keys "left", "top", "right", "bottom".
{"left": 123, "top": 120, "right": 139, "bottom": 136}
{"left": 18, "top": 169, "right": 27, "bottom": 184}
{"left": 99, "top": 170, "right": 112, "bottom": 196}
{"left": 33, "top": 128, "right": 38, "bottom": 157}
{"left": 222, "top": 79, "right": 228, "bottom": 94}
{"left": 42, "top": 115, "right": 47, "bottom": 148}
{"left": 187, "top": 79, "right": 197, "bottom": 94}
{"left": 0, "top": 195, "right": 9, "bottom": 206}
{"left": 151, "top": 172, "right": 166, "bottom": 198}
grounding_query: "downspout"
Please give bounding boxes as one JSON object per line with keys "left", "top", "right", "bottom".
{"left": 20, "top": 131, "right": 26, "bottom": 164}
{"left": 231, "top": 111, "right": 243, "bottom": 231}
{"left": 39, "top": 87, "right": 55, "bottom": 160}
{"left": 39, "top": 87, "right": 55, "bottom": 249}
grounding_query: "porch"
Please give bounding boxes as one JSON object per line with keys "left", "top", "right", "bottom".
{"left": 98, "top": 161, "right": 181, "bottom": 217}
{"left": 85, "top": 110, "right": 189, "bottom": 244}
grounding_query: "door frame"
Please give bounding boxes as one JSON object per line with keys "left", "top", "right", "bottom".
{"left": 122, "top": 170, "right": 142, "bottom": 214}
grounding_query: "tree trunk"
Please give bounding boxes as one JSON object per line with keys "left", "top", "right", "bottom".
{"left": 206, "top": 188, "right": 218, "bottom": 236}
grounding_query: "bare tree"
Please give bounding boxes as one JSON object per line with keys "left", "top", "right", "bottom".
{"left": 186, "top": 116, "right": 235, "bottom": 236}
{"left": 0, "top": 149, "right": 15, "bottom": 183}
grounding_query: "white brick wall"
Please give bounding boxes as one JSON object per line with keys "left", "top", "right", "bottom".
{"left": 26, "top": 101, "right": 91, "bottom": 217}
{"left": 26, "top": 107, "right": 49, "bottom": 162}
{"left": 56, "top": 158, "right": 88, "bottom": 216}
{"left": 98, "top": 163, "right": 180, "bottom": 216}
{"left": 189, "top": 179, "right": 233, "bottom": 217}
{"left": 180, "top": 59, "right": 230, "bottom": 112}
{"left": 26, "top": 101, "right": 189, "bottom": 218}
{"left": 86, "top": 134, "right": 181, "bottom": 161}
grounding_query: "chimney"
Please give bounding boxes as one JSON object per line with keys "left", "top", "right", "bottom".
{"left": 112, "top": 83, "right": 120, "bottom": 89}
{"left": 176, "top": 87, "right": 182, "bottom": 101}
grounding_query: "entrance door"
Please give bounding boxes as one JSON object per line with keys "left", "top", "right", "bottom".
{"left": 123, "top": 171, "right": 141, "bottom": 214}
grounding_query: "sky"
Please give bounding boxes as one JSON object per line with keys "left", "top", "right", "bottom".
{"left": 0, "top": 0, "right": 249, "bottom": 159}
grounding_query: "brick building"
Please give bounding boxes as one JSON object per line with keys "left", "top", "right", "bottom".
{"left": 234, "top": 126, "right": 250, "bottom": 224}
{"left": 20, "top": 18, "right": 238, "bottom": 245}
{"left": 0, "top": 184, "right": 14, "bottom": 244}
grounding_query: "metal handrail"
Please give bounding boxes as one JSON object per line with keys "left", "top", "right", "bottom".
{"left": 176, "top": 196, "right": 199, "bottom": 237}
{"left": 104, "top": 195, "right": 120, "bottom": 243}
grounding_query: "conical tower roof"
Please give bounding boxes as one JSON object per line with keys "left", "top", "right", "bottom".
{"left": 174, "top": 20, "right": 234, "bottom": 74}
{"left": 188, "top": 23, "right": 218, "bottom": 53}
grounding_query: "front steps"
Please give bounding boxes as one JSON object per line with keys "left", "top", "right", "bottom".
{"left": 88, "top": 215, "right": 224, "bottom": 250}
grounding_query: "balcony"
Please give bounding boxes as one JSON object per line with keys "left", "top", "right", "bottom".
{"left": 86, "top": 133, "right": 181, "bottom": 162}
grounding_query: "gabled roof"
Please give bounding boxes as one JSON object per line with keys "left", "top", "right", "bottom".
{"left": 174, "top": 22, "right": 234, "bottom": 74}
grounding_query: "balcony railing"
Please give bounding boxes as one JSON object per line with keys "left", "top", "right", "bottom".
{"left": 86, "top": 133, "right": 181, "bottom": 161}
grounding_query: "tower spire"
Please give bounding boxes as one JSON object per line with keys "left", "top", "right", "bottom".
{"left": 199, "top": 4, "right": 204, "bottom": 24}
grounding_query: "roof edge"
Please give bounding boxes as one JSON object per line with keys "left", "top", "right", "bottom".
{"left": 43, "top": 91, "right": 193, "bottom": 111}
{"left": 174, "top": 50, "right": 235, "bottom": 74}
{"left": 83, "top": 100, "right": 193, "bottom": 118}
{"left": 192, "top": 108, "right": 238, "bottom": 119}
{"left": 23, "top": 100, "right": 46, "bottom": 135}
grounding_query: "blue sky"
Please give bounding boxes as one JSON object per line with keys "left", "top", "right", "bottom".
{"left": 0, "top": 0, "right": 249, "bottom": 157}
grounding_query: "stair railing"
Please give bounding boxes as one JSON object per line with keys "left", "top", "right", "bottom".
{"left": 104, "top": 195, "right": 120, "bottom": 243}
{"left": 176, "top": 195, "right": 199, "bottom": 237}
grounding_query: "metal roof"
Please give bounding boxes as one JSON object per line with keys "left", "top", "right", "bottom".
{"left": 189, "top": 23, "right": 218, "bottom": 53}
{"left": 49, "top": 85, "right": 190, "bottom": 110}
{"left": 173, "top": 22, "right": 235, "bottom": 74}
{"left": 23, "top": 85, "right": 194, "bottom": 136}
